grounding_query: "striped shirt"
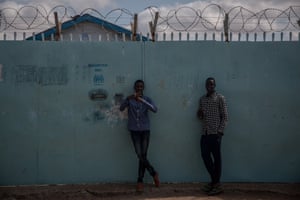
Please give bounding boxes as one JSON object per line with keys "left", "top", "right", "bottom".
{"left": 198, "top": 92, "right": 228, "bottom": 135}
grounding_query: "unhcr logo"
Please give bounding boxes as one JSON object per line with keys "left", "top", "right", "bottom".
{"left": 93, "top": 74, "right": 104, "bottom": 85}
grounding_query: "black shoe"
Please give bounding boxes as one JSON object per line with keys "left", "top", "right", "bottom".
{"left": 201, "top": 183, "right": 212, "bottom": 193}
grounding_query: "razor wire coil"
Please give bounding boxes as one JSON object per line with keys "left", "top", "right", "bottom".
{"left": 0, "top": 4, "right": 299, "bottom": 33}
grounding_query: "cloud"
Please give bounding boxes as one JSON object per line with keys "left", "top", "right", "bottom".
{"left": 50, "top": 0, "right": 116, "bottom": 12}
{"left": 136, "top": 0, "right": 300, "bottom": 35}
{"left": 0, "top": 0, "right": 120, "bottom": 31}
{"left": 0, "top": 0, "right": 117, "bottom": 13}
{"left": 1, "top": 0, "right": 299, "bottom": 40}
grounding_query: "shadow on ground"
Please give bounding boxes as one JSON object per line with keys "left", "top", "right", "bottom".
{"left": 1, "top": 183, "right": 299, "bottom": 200}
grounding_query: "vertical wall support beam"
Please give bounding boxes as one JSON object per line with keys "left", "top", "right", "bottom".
{"left": 54, "top": 12, "right": 61, "bottom": 41}
{"left": 149, "top": 12, "right": 159, "bottom": 42}
{"left": 131, "top": 14, "right": 138, "bottom": 41}
{"left": 223, "top": 13, "right": 229, "bottom": 42}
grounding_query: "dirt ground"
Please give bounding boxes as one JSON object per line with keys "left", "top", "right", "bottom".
{"left": 0, "top": 182, "right": 299, "bottom": 200}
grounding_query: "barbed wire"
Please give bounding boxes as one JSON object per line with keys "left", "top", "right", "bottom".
{"left": 0, "top": 4, "right": 299, "bottom": 33}
{"left": 149, "top": 4, "right": 300, "bottom": 32}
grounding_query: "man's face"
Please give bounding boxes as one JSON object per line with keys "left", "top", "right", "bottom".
{"left": 206, "top": 79, "right": 216, "bottom": 93}
{"left": 134, "top": 82, "right": 144, "bottom": 94}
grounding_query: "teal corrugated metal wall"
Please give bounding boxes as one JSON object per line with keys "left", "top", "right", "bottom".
{"left": 0, "top": 41, "right": 299, "bottom": 185}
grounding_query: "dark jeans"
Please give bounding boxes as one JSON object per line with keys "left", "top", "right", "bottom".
{"left": 131, "top": 130, "right": 156, "bottom": 183}
{"left": 201, "top": 134, "right": 222, "bottom": 184}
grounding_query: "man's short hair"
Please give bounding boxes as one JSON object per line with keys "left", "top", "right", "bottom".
{"left": 206, "top": 77, "right": 216, "bottom": 85}
{"left": 134, "top": 79, "right": 144, "bottom": 87}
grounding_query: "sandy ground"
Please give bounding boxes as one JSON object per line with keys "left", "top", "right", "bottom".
{"left": 0, "top": 183, "right": 299, "bottom": 200}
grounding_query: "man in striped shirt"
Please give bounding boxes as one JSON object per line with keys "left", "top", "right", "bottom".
{"left": 197, "top": 77, "right": 229, "bottom": 196}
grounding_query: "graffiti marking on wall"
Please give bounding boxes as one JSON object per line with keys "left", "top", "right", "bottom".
{"left": 13, "top": 65, "right": 68, "bottom": 86}
{"left": 88, "top": 64, "right": 108, "bottom": 68}
{"left": 38, "top": 67, "right": 68, "bottom": 86}
{"left": 15, "top": 65, "right": 37, "bottom": 83}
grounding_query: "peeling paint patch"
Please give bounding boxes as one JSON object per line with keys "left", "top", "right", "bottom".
{"left": 84, "top": 98, "right": 127, "bottom": 127}
{"left": 182, "top": 96, "right": 192, "bottom": 109}
{"left": 102, "top": 101, "right": 127, "bottom": 127}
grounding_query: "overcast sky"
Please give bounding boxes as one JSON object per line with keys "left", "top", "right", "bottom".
{"left": 1, "top": 0, "right": 299, "bottom": 40}
{"left": 1, "top": 0, "right": 299, "bottom": 14}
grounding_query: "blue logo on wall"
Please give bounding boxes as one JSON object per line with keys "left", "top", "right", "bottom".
{"left": 94, "top": 74, "right": 104, "bottom": 85}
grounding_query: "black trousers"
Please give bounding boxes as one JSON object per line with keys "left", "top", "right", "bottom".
{"left": 201, "top": 134, "right": 222, "bottom": 184}
{"left": 131, "top": 130, "right": 156, "bottom": 183}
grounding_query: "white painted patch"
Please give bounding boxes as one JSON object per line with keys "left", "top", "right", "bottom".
{"left": 101, "top": 100, "right": 128, "bottom": 127}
